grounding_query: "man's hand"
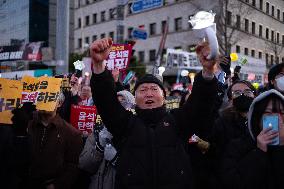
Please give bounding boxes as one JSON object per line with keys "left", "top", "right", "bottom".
{"left": 90, "top": 38, "right": 113, "bottom": 74}
{"left": 196, "top": 42, "right": 218, "bottom": 78}
{"left": 257, "top": 127, "right": 278, "bottom": 152}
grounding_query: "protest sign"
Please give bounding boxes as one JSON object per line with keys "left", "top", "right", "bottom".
{"left": 21, "top": 76, "right": 62, "bottom": 111}
{"left": 70, "top": 105, "right": 97, "bottom": 134}
{"left": 105, "top": 44, "right": 133, "bottom": 71}
{"left": 0, "top": 78, "right": 22, "bottom": 124}
{"left": 165, "top": 96, "right": 181, "bottom": 110}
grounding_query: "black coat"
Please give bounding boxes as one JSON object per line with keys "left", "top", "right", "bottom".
{"left": 220, "top": 135, "right": 284, "bottom": 189}
{"left": 90, "top": 70, "right": 217, "bottom": 189}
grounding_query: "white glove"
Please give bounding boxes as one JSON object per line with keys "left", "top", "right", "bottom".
{"left": 104, "top": 144, "right": 117, "bottom": 163}
{"left": 99, "top": 127, "right": 113, "bottom": 148}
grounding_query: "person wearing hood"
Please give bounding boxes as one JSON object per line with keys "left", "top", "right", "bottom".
{"left": 208, "top": 80, "right": 256, "bottom": 187}
{"left": 268, "top": 63, "right": 284, "bottom": 93}
{"left": 220, "top": 89, "right": 284, "bottom": 189}
{"left": 79, "top": 90, "right": 135, "bottom": 189}
{"left": 89, "top": 38, "right": 218, "bottom": 189}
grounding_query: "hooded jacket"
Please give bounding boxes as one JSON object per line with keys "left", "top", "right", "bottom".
{"left": 220, "top": 89, "right": 284, "bottom": 189}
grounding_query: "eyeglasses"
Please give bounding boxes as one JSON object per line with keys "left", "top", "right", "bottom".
{"left": 232, "top": 89, "right": 254, "bottom": 98}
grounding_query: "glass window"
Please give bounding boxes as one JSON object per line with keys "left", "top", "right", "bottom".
{"left": 101, "top": 11, "right": 106, "bottom": 22}
{"left": 150, "top": 23, "right": 156, "bottom": 35}
{"left": 149, "top": 50, "right": 156, "bottom": 61}
{"left": 93, "top": 13, "right": 97, "bottom": 24}
{"left": 175, "top": 17, "right": 182, "bottom": 31}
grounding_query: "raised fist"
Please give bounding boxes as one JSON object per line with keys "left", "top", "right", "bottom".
{"left": 90, "top": 38, "right": 113, "bottom": 64}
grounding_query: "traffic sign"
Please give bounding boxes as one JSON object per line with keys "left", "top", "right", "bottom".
{"left": 131, "top": 28, "right": 148, "bottom": 40}
{"left": 131, "top": 0, "right": 163, "bottom": 14}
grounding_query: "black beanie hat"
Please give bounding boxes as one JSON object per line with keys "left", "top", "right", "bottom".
{"left": 134, "top": 74, "right": 166, "bottom": 96}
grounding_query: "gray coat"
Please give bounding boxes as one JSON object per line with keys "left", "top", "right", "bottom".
{"left": 79, "top": 133, "right": 116, "bottom": 189}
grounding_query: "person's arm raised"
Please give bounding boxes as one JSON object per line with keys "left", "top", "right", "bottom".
{"left": 90, "top": 38, "right": 131, "bottom": 139}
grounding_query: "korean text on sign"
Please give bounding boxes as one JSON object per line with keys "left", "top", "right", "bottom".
{"left": 70, "top": 105, "right": 97, "bottom": 134}
{"left": 0, "top": 78, "right": 22, "bottom": 124}
{"left": 21, "top": 76, "right": 62, "bottom": 111}
{"left": 105, "top": 44, "right": 133, "bottom": 71}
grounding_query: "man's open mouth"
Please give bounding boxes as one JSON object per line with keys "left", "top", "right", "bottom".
{"left": 145, "top": 100, "right": 154, "bottom": 104}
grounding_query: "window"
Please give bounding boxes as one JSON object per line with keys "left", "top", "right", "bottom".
{"left": 244, "top": 48, "right": 248, "bottom": 55}
{"left": 252, "top": 22, "right": 255, "bottom": 34}
{"left": 78, "top": 18, "right": 81, "bottom": 28}
{"left": 101, "top": 11, "right": 106, "bottom": 22}
{"left": 100, "top": 33, "right": 105, "bottom": 39}
{"left": 128, "top": 27, "right": 133, "bottom": 39}
{"left": 175, "top": 17, "right": 182, "bottom": 31}
{"left": 258, "top": 51, "right": 262, "bottom": 59}
{"left": 277, "top": 32, "right": 280, "bottom": 43}
{"left": 266, "top": 28, "right": 269, "bottom": 39}
{"left": 283, "top": 12, "right": 284, "bottom": 22}
{"left": 236, "top": 15, "right": 241, "bottom": 29}
{"left": 259, "top": 25, "right": 263, "bottom": 37}
{"left": 92, "top": 35, "right": 97, "bottom": 42}
{"left": 86, "top": 0, "right": 90, "bottom": 4}
{"left": 78, "top": 38, "right": 82, "bottom": 48}
{"left": 85, "top": 15, "right": 90, "bottom": 26}
{"left": 245, "top": 19, "right": 249, "bottom": 32}
{"left": 226, "top": 11, "right": 232, "bottom": 25}
{"left": 128, "top": 3, "right": 132, "bottom": 14}
{"left": 149, "top": 23, "right": 156, "bottom": 35}
{"left": 251, "top": 49, "right": 255, "bottom": 57}
{"left": 272, "top": 5, "right": 274, "bottom": 17}
{"left": 259, "top": 0, "right": 263, "bottom": 10}
{"left": 266, "top": 2, "right": 269, "bottom": 14}
{"left": 93, "top": 13, "right": 97, "bottom": 24}
{"left": 236, "top": 45, "right": 240, "bottom": 53}
{"left": 276, "top": 56, "right": 279, "bottom": 64}
{"left": 271, "top": 30, "right": 274, "bottom": 42}
{"left": 282, "top": 57, "right": 284, "bottom": 63}
{"left": 138, "top": 51, "right": 145, "bottom": 62}
{"left": 149, "top": 50, "right": 156, "bottom": 61}
{"left": 252, "top": 0, "right": 256, "bottom": 6}
{"left": 282, "top": 35, "right": 284, "bottom": 46}
{"left": 277, "top": 9, "right": 280, "bottom": 20}
{"left": 161, "top": 20, "right": 167, "bottom": 33}
{"left": 271, "top": 55, "right": 274, "bottom": 64}
{"left": 109, "top": 8, "right": 115, "bottom": 19}
{"left": 109, "top": 31, "right": 114, "bottom": 39}
{"left": 85, "top": 37, "right": 89, "bottom": 44}
{"left": 266, "top": 53, "right": 269, "bottom": 64}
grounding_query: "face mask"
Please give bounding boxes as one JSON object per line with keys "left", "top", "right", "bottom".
{"left": 275, "top": 77, "right": 284, "bottom": 92}
{"left": 233, "top": 95, "right": 254, "bottom": 112}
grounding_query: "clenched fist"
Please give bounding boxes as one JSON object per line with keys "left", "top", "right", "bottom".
{"left": 90, "top": 38, "right": 113, "bottom": 73}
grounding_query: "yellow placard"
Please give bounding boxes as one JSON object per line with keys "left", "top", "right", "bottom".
{"left": 21, "top": 76, "right": 62, "bottom": 111}
{"left": 0, "top": 78, "right": 22, "bottom": 124}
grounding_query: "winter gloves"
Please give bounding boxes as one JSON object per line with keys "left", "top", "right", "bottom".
{"left": 95, "top": 126, "right": 117, "bottom": 165}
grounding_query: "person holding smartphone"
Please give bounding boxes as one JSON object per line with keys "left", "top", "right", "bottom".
{"left": 220, "top": 89, "right": 284, "bottom": 189}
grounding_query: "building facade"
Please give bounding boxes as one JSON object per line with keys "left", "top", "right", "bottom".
{"left": 73, "top": 0, "right": 284, "bottom": 83}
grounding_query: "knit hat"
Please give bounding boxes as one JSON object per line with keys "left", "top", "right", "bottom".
{"left": 134, "top": 74, "right": 166, "bottom": 96}
{"left": 117, "top": 90, "right": 135, "bottom": 107}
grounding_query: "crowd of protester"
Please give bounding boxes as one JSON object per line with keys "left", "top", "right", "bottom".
{"left": 1, "top": 37, "right": 284, "bottom": 189}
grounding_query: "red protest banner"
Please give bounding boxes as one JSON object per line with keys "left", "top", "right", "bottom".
{"left": 106, "top": 44, "right": 133, "bottom": 71}
{"left": 70, "top": 105, "right": 97, "bottom": 134}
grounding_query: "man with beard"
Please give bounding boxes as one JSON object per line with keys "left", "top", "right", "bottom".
{"left": 28, "top": 93, "right": 83, "bottom": 189}
{"left": 89, "top": 38, "right": 218, "bottom": 189}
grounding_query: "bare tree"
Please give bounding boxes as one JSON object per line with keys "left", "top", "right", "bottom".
{"left": 265, "top": 37, "right": 284, "bottom": 65}
{"left": 215, "top": 0, "right": 254, "bottom": 55}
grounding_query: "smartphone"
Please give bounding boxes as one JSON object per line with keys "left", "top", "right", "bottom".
{"left": 262, "top": 114, "right": 279, "bottom": 145}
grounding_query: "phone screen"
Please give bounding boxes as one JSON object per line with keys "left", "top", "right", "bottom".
{"left": 262, "top": 114, "right": 279, "bottom": 145}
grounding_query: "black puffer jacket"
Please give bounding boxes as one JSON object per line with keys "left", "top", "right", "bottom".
{"left": 91, "top": 70, "right": 217, "bottom": 189}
